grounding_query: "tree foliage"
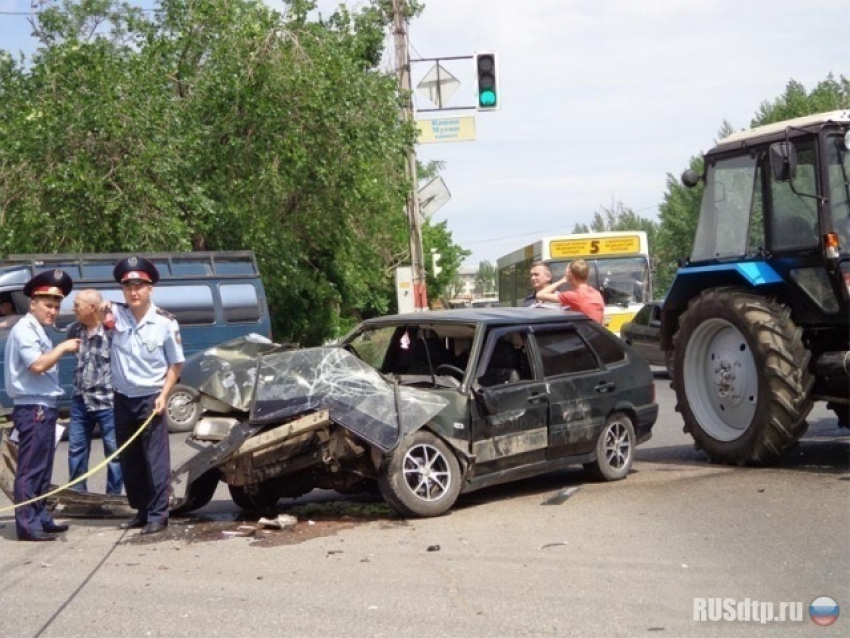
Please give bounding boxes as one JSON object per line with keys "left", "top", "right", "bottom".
{"left": 0, "top": 0, "right": 449, "bottom": 344}
{"left": 422, "top": 219, "right": 471, "bottom": 308}
{"left": 475, "top": 260, "right": 496, "bottom": 296}
{"left": 653, "top": 73, "right": 850, "bottom": 296}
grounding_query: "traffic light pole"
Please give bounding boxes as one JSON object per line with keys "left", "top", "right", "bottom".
{"left": 392, "top": 0, "right": 428, "bottom": 311}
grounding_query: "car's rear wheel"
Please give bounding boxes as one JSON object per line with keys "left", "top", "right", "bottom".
{"left": 228, "top": 483, "right": 280, "bottom": 511}
{"left": 584, "top": 412, "right": 635, "bottom": 481}
{"left": 379, "top": 431, "right": 461, "bottom": 518}
{"left": 165, "top": 384, "right": 202, "bottom": 433}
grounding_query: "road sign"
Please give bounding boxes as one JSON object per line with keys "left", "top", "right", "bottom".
{"left": 416, "top": 63, "right": 460, "bottom": 109}
{"left": 418, "top": 176, "right": 451, "bottom": 218}
{"left": 416, "top": 117, "right": 476, "bottom": 144}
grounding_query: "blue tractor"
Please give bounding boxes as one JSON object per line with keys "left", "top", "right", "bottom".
{"left": 661, "top": 111, "right": 850, "bottom": 464}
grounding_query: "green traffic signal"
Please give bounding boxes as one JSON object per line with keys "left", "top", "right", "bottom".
{"left": 479, "top": 90, "right": 497, "bottom": 107}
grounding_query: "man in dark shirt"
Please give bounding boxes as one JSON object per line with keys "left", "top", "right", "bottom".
{"left": 67, "top": 289, "right": 123, "bottom": 495}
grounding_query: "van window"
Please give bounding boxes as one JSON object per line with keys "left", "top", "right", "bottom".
{"left": 153, "top": 285, "right": 215, "bottom": 325}
{"left": 221, "top": 284, "right": 261, "bottom": 323}
{"left": 57, "top": 264, "right": 82, "bottom": 279}
{"left": 172, "top": 260, "right": 212, "bottom": 277}
{"left": 216, "top": 259, "right": 257, "bottom": 276}
{"left": 536, "top": 330, "right": 598, "bottom": 377}
{"left": 81, "top": 263, "right": 114, "bottom": 280}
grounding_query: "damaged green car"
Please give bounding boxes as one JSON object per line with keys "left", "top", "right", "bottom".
{"left": 170, "top": 308, "right": 658, "bottom": 518}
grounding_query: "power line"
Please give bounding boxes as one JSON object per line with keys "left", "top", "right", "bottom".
{"left": 460, "top": 203, "right": 662, "bottom": 246}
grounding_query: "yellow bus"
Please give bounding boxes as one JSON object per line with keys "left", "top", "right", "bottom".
{"left": 496, "top": 231, "right": 651, "bottom": 335}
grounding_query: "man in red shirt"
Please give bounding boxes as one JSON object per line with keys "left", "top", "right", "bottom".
{"left": 536, "top": 259, "right": 605, "bottom": 324}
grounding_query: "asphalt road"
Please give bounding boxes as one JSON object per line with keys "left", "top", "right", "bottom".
{"left": 1, "top": 370, "right": 848, "bottom": 637}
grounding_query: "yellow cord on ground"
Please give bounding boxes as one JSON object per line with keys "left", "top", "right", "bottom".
{"left": 0, "top": 411, "right": 156, "bottom": 514}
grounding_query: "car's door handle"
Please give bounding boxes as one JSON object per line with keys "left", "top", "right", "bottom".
{"left": 595, "top": 380, "right": 616, "bottom": 393}
{"left": 527, "top": 391, "right": 549, "bottom": 404}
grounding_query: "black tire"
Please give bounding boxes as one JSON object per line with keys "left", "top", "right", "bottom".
{"left": 584, "top": 412, "right": 635, "bottom": 481}
{"left": 672, "top": 288, "right": 813, "bottom": 465}
{"left": 378, "top": 431, "right": 461, "bottom": 518}
{"left": 828, "top": 402, "right": 850, "bottom": 428}
{"left": 165, "top": 384, "right": 202, "bottom": 433}
{"left": 664, "top": 349, "right": 675, "bottom": 379}
{"left": 228, "top": 483, "right": 280, "bottom": 511}
{"left": 170, "top": 469, "right": 220, "bottom": 516}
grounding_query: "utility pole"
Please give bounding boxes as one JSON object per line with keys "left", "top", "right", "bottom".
{"left": 392, "top": 0, "right": 428, "bottom": 311}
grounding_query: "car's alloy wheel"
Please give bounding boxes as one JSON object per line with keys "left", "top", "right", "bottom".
{"left": 584, "top": 412, "right": 635, "bottom": 481}
{"left": 379, "top": 431, "right": 461, "bottom": 518}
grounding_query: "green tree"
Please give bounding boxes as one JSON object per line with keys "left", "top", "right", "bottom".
{"left": 422, "top": 219, "right": 471, "bottom": 308}
{"left": 475, "top": 260, "right": 496, "bottom": 296}
{"left": 0, "top": 0, "right": 419, "bottom": 344}
{"left": 574, "top": 200, "right": 658, "bottom": 249}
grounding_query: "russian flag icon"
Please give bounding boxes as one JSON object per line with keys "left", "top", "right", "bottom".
{"left": 809, "top": 597, "right": 839, "bottom": 626}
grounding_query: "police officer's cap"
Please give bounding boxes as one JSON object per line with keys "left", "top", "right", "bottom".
{"left": 113, "top": 256, "right": 160, "bottom": 285}
{"left": 23, "top": 269, "right": 74, "bottom": 299}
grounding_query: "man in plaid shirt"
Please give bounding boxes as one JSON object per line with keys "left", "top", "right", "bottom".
{"left": 67, "top": 289, "right": 123, "bottom": 495}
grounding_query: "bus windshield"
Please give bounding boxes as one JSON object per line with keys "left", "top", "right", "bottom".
{"left": 549, "top": 256, "right": 649, "bottom": 306}
{"left": 496, "top": 231, "right": 651, "bottom": 335}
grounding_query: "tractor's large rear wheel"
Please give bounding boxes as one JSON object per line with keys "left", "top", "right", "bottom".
{"left": 672, "top": 288, "right": 813, "bottom": 465}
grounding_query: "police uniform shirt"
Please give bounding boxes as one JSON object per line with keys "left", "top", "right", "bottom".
{"left": 3, "top": 313, "right": 63, "bottom": 407}
{"left": 110, "top": 302, "right": 185, "bottom": 397}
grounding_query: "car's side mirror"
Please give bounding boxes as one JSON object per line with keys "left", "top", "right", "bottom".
{"left": 770, "top": 141, "right": 797, "bottom": 182}
{"left": 681, "top": 169, "right": 701, "bottom": 188}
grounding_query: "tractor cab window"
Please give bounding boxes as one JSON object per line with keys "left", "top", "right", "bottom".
{"left": 691, "top": 154, "right": 758, "bottom": 262}
{"left": 769, "top": 142, "right": 819, "bottom": 252}
{"left": 827, "top": 134, "right": 850, "bottom": 252}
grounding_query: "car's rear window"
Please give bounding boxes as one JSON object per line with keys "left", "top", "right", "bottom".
{"left": 577, "top": 323, "right": 626, "bottom": 366}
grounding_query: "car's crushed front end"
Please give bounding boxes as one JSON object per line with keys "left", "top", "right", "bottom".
{"left": 170, "top": 343, "right": 450, "bottom": 513}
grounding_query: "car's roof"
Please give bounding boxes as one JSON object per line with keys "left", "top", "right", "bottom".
{"left": 361, "top": 307, "right": 591, "bottom": 326}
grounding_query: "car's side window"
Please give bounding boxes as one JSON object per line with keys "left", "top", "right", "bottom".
{"left": 651, "top": 304, "right": 661, "bottom": 322}
{"left": 536, "top": 329, "right": 599, "bottom": 377}
{"left": 576, "top": 323, "right": 625, "bottom": 366}
{"left": 633, "top": 304, "right": 652, "bottom": 325}
{"left": 478, "top": 331, "right": 533, "bottom": 386}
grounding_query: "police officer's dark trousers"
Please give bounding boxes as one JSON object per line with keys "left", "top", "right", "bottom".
{"left": 114, "top": 392, "right": 170, "bottom": 524}
{"left": 13, "top": 405, "right": 60, "bottom": 539}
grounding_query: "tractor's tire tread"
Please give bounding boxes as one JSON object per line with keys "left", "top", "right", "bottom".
{"left": 672, "top": 288, "right": 813, "bottom": 465}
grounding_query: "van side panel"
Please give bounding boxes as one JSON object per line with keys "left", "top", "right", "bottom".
{"left": 0, "top": 252, "right": 271, "bottom": 416}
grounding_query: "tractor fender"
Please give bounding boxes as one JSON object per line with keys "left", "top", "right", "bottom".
{"left": 660, "top": 262, "right": 783, "bottom": 350}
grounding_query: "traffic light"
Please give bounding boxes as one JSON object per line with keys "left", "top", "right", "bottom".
{"left": 475, "top": 52, "right": 499, "bottom": 111}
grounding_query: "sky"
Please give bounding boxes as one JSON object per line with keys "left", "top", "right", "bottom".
{"left": 1, "top": 0, "right": 846, "bottom": 270}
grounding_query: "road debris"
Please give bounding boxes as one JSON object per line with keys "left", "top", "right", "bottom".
{"left": 427, "top": 544, "right": 441, "bottom": 552}
{"left": 540, "top": 541, "right": 568, "bottom": 550}
{"left": 221, "top": 525, "right": 257, "bottom": 539}
{"left": 541, "top": 487, "right": 581, "bottom": 505}
{"left": 257, "top": 514, "right": 298, "bottom": 530}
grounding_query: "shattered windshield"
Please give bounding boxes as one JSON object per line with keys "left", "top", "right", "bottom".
{"left": 251, "top": 347, "right": 449, "bottom": 450}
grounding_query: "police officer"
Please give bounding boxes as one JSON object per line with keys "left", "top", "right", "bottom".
{"left": 105, "top": 257, "right": 184, "bottom": 535}
{"left": 5, "top": 270, "right": 80, "bottom": 541}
